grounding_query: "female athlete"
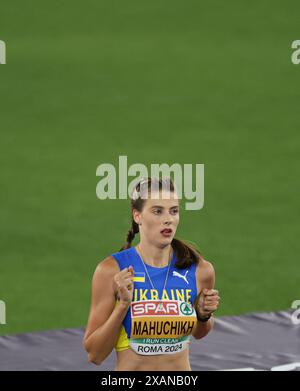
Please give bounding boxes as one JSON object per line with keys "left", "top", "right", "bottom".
{"left": 83, "top": 177, "right": 220, "bottom": 370}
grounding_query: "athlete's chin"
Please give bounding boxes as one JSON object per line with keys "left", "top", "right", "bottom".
{"left": 158, "top": 236, "right": 174, "bottom": 245}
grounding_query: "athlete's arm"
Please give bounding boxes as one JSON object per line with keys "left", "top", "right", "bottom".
{"left": 82, "top": 256, "right": 130, "bottom": 365}
{"left": 192, "top": 259, "right": 218, "bottom": 339}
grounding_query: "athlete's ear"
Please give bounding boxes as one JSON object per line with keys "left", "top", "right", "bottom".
{"left": 132, "top": 209, "right": 141, "bottom": 225}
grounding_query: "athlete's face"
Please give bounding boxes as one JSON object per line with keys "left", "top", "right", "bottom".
{"left": 133, "top": 190, "right": 180, "bottom": 247}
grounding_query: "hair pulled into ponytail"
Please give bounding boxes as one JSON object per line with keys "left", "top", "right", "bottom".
{"left": 119, "top": 177, "right": 204, "bottom": 269}
{"left": 123, "top": 220, "right": 139, "bottom": 250}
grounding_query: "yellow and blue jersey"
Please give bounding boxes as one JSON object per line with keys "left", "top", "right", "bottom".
{"left": 111, "top": 246, "right": 198, "bottom": 355}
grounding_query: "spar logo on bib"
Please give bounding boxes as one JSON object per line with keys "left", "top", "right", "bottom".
{"left": 132, "top": 300, "right": 179, "bottom": 317}
{"left": 131, "top": 300, "right": 196, "bottom": 317}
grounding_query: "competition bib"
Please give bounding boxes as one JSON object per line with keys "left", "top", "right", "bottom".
{"left": 129, "top": 300, "right": 197, "bottom": 355}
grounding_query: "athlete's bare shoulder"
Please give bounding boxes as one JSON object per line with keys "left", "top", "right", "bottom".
{"left": 97, "top": 255, "right": 120, "bottom": 270}
{"left": 195, "top": 257, "right": 215, "bottom": 292}
{"left": 93, "top": 255, "right": 121, "bottom": 279}
{"left": 90, "top": 255, "right": 122, "bottom": 302}
{"left": 196, "top": 257, "right": 215, "bottom": 274}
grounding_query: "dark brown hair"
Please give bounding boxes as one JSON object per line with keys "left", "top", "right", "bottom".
{"left": 119, "top": 177, "right": 204, "bottom": 269}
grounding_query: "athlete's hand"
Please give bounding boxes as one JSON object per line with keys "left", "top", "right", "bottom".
{"left": 114, "top": 265, "right": 134, "bottom": 305}
{"left": 194, "top": 288, "right": 220, "bottom": 318}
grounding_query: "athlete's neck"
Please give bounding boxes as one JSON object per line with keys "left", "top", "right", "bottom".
{"left": 136, "top": 241, "right": 173, "bottom": 268}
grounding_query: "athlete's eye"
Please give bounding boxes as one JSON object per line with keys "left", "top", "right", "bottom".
{"left": 153, "top": 209, "right": 162, "bottom": 214}
{"left": 171, "top": 209, "right": 179, "bottom": 215}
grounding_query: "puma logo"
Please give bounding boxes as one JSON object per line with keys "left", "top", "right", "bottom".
{"left": 172, "top": 270, "right": 189, "bottom": 284}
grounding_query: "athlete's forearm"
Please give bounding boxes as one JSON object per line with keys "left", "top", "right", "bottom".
{"left": 192, "top": 316, "right": 214, "bottom": 339}
{"left": 84, "top": 301, "right": 130, "bottom": 365}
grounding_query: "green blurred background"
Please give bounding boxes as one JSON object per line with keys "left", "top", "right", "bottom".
{"left": 0, "top": 1, "right": 299, "bottom": 335}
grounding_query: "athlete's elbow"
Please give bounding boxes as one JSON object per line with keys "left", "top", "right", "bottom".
{"left": 83, "top": 339, "right": 102, "bottom": 365}
{"left": 88, "top": 352, "right": 103, "bottom": 366}
{"left": 192, "top": 332, "right": 206, "bottom": 340}
{"left": 83, "top": 337, "right": 92, "bottom": 357}
{"left": 84, "top": 340, "right": 103, "bottom": 365}
{"left": 193, "top": 332, "right": 209, "bottom": 340}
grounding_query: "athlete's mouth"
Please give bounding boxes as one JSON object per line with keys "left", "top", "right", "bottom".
{"left": 160, "top": 228, "right": 173, "bottom": 234}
